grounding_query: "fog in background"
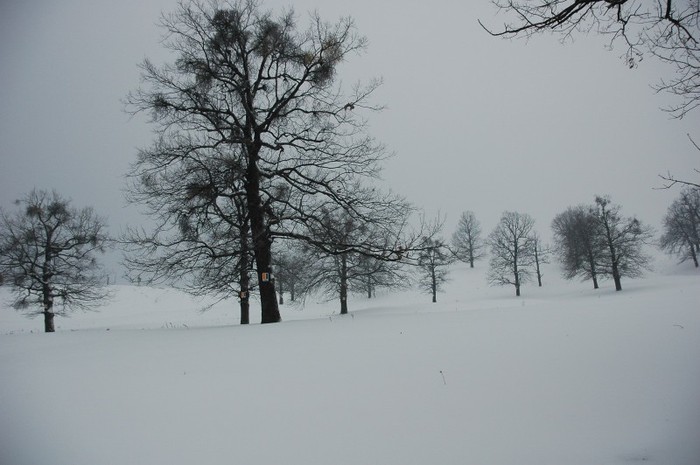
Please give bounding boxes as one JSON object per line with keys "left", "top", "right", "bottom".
{"left": 1, "top": 0, "right": 698, "bottom": 282}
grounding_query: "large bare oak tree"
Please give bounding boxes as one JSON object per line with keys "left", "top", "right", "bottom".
{"left": 126, "top": 0, "right": 414, "bottom": 323}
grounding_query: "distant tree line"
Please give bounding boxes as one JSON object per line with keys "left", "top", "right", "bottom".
{"left": 3, "top": 184, "right": 699, "bottom": 331}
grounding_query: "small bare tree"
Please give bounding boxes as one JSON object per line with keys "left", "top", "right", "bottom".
{"left": 416, "top": 237, "right": 454, "bottom": 303}
{"left": 552, "top": 205, "right": 605, "bottom": 289}
{"left": 0, "top": 190, "right": 110, "bottom": 332}
{"left": 531, "top": 232, "right": 551, "bottom": 287}
{"left": 273, "top": 242, "right": 313, "bottom": 305}
{"left": 487, "top": 211, "right": 536, "bottom": 297}
{"left": 451, "top": 211, "right": 485, "bottom": 268}
{"left": 594, "top": 195, "right": 654, "bottom": 291}
{"left": 301, "top": 202, "right": 412, "bottom": 314}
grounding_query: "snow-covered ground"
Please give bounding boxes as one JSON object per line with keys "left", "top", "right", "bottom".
{"left": 1, "top": 258, "right": 699, "bottom": 465}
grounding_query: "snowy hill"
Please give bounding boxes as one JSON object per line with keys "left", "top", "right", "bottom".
{"left": 1, "top": 260, "right": 699, "bottom": 465}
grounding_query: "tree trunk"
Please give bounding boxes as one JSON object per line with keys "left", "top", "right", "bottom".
{"left": 245, "top": 145, "right": 281, "bottom": 324}
{"left": 602, "top": 210, "right": 622, "bottom": 292}
{"left": 44, "top": 309, "right": 55, "bottom": 333}
{"left": 238, "top": 222, "right": 251, "bottom": 325}
{"left": 278, "top": 279, "right": 284, "bottom": 305}
{"left": 239, "top": 259, "right": 250, "bottom": 323}
{"left": 588, "top": 253, "right": 599, "bottom": 289}
{"left": 689, "top": 242, "right": 699, "bottom": 268}
{"left": 513, "top": 254, "right": 520, "bottom": 297}
{"left": 612, "top": 263, "right": 623, "bottom": 291}
{"left": 340, "top": 254, "right": 348, "bottom": 314}
{"left": 290, "top": 281, "right": 296, "bottom": 302}
{"left": 431, "top": 267, "right": 437, "bottom": 303}
{"left": 43, "top": 298, "right": 55, "bottom": 333}
{"left": 239, "top": 295, "right": 250, "bottom": 325}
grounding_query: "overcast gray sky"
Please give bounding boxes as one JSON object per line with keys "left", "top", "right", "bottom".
{"left": 1, "top": 0, "right": 698, "bottom": 279}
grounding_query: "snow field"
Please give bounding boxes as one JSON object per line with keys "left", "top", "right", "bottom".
{"left": 1, "top": 261, "right": 699, "bottom": 465}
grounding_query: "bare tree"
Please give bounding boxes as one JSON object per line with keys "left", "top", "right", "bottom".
{"left": 415, "top": 237, "right": 454, "bottom": 303}
{"left": 123, "top": 144, "right": 255, "bottom": 324}
{"left": 355, "top": 253, "right": 408, "bottom": 299}
{"left": 273, "top": 241, "right": 313, "bottom": 305}
{"left": 552, "top": 205, "right": 605, "bottom": 289}
{"left": 594, "top": 195, "right": 654, "bottom": 290}
{"left": 451, "top": 211, "right": 485, "bottom": 268}
{"left": 487, "top": 211, "right": 536, "bottom": 297}
{"left": 126, "top": 0, "right": 420, "bottom": 323}
{"left": 0, "top": 190, "right": 110, "bottom": 332}
{"left": 531, "top": 232, "right": 552, "bottom": 287}
{"left": 659, "top": 187, "right": 700, "bottom": 266}
{"left": 481, "top": 1, "right": 700, "bottom": 118}
{"left": 301, "top": 203, "right": 411, "bottom": 314}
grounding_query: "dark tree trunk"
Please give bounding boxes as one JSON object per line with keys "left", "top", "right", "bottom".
{"left": 290, "top": 281, "right": 296, "bottom": 302}
{"left": 431, "top": 267, "right": 437, "bottom": 303}
{"left": 340, "top": 254, "right": 348, "bottom": 314}
{"left": 238, "top": 269, "right": 250, "bottom": 324}
{"left": 534, "top": 249, "right": 543, "bottom": 287}
{"left": 239, "top": 295, "right": 250, "bottom": 325}
{"left": 44, "top": 309, "right": 55, "bottom": 333}
{"left": 278, "top": 279, "right": 284, "bottom": 305}
{"left": 43, "top": 297, "right": 55, "bottom": 333}
{"left": 245, "top": 144, "right": 281, "bottom": 324}
{"left": 612, "top": 263, "right": 622, "bottom": 291}
{"left": 42, "top": 239, "right": 56, "bottom": 332}
{"left": 255, "top": 250, "right": 280, "bottom": 323}
{"left": 513, "top": 254, "right": 520, "bottom": 297}
{"left": 239, "top": 224, "right": 251, "bottom": 325}
{"left": 592, "top": 274, "right": 599, "bottom": 290}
